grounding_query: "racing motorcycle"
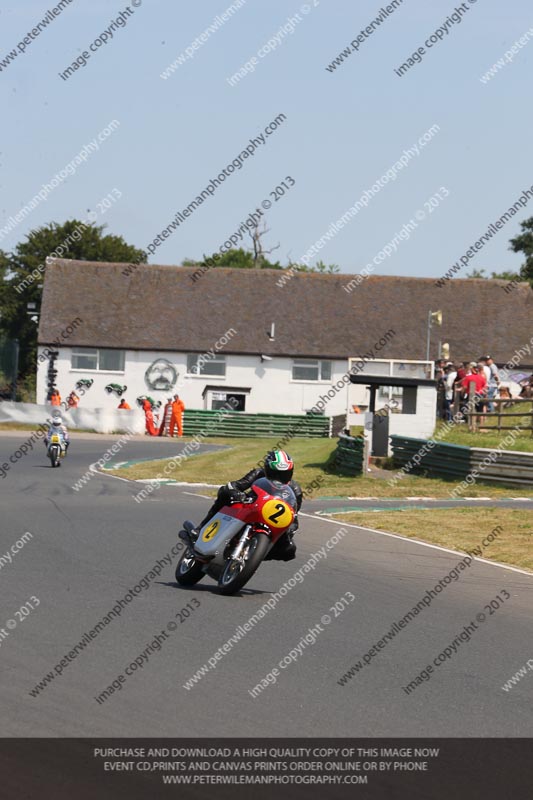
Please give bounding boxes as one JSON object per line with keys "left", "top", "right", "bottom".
{"left": 176, "top": 478, "right": 297, "bottom": 595}
{"left": 47, "top": 433, "right": 66, "bottom": 468}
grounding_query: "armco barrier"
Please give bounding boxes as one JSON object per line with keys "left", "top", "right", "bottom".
{"left": 390, "top": 435, "right": 533, "bottom": 487}
{"left": 469, "top": 447, "right": 533, "bottom": 486}
{"left": 182, "top": 410, "right": 330, "bottom": 438}
{"left": 330, "top": 433, "right": 364, "bottom": 476}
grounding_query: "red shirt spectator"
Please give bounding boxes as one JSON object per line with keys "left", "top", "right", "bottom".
{"left": 461, "top": 370, "right": 486, "bottom": 395}
{"left": 456, "top": 362, "right": 468, "bottom": 382}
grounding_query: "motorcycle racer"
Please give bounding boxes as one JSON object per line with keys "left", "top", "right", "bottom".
{"left": 44, "top": 414, "right": 70, "bottom": 453}
{"left": 197, "top": 450, "right": 302, "bottom": 561}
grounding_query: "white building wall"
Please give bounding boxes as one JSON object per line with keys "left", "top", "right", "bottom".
{"left": 388, "top": 385, "right": 437, "bottom": 444}
{"left": 36, "top": 347, "right": 355, "bottom": 416}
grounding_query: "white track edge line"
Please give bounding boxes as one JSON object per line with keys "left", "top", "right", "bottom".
{"left": 300, "top": 511, "right": 533, "bottom": 578}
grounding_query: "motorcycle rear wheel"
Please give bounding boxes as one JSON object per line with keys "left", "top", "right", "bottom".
{"left": 175, "top": 548, "right": 204, "bottom": 586}
{"left": 218, "top": 533, "right": 270, "bottom": 595}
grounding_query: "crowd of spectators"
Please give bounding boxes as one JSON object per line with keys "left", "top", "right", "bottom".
{"left": 435, "top": 355, "right": 504, "bottom": 422}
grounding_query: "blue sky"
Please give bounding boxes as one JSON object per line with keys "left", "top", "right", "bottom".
{"left": 1, "top": 0, "right": 532, "bottom": 278}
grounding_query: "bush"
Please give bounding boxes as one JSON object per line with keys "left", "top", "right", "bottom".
{"left": 15, "top": 374, "right": 36, "bottom": 403}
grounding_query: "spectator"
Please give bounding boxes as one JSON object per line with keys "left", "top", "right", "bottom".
{"left": 452, "top": 362, "right": 468, "bottom": 413}
{"left": 484, "top": 355, "right": 500, "bottom": 412}
{"left": 118, "top": 398, "right": 131, "bottom": 410}
{"left": 519, "top": 374, "right": 533, "bottom": 399}
{"left": 498, "top": 383, "right": 513, "bottom": 408}
{"left": 477, "top": 362, "right": 490, "bottom": 422}
{"left": 454, "top": 363, "right": 469, "bottom": 417}
{"left": 50, "top": 389, "right": 61, "bottom": 406}
{"left": 436, "top": 364, "right": 447, "bottom": 419}
{"left": 444, "top": 364, "right": 457, "bottom": 421}
{"left": 435, "top": 359, "right": 446, "bottom": 381}
{"left": 461, "top": 363, "right": 487, "bottom": 425}
{"left": 456, "top": 361, "right": 468, "bottom": 383}
{"left": 478, "top": 357, "right": 491, "bottom": 387}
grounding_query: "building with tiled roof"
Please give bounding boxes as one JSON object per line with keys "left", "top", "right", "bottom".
{"left": 37, "top": 259, "right": 533, "bottom": 415}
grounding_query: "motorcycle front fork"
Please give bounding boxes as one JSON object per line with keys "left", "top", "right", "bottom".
{"left": 230, "top": 525, "right": 253, "bottom": 562}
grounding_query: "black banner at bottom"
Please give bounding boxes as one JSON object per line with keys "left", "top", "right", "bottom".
{"left": 0, "top": 738, "right": 531, "bottom": 799}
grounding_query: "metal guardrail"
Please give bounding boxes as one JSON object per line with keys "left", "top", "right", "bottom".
{"left": 181, "top": 410, "right": 331, "bottom": 438}
{"left": 390, "top": 436, "right": 471, "bottom": 479}
{"left": 330, "top": 433, "right": 364, "bottom": 476}
{"left": 390, "top": 435, "right": 533, "bottom": 487}
{"left": 469, "top": 447, "right": 533, "bottom": 485}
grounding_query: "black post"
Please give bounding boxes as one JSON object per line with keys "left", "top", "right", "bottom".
{"left": 11, "top": 339, "right": 19, "bottom": 401}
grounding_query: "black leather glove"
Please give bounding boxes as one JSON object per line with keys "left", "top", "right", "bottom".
{"left": 230, "top": 491, "right": 247, "bottom": 503}
{"left": 218, "top": 483, "right": 246, "bottom": 504}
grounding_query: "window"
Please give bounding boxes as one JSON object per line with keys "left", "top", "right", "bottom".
{"left": 392, "top": 362, "right": 429, "bottom": 379}
{"left": 187, "top": 353, "right": 226, "bottom": 376}
{"left": 71, "top": 348, "right": 97, "bottom": 370}
{"left": 71, "top": 348, "right": 125, "bottom": 371}
{"left": 292, "top": 359, "right": 332, "bottom": 381}
{"left": 98, "top": 349, "right": 125, "bottom": 371}
{"left": 211, "top": 393, "right": 245, "bottom": 411}
{"left": 378, "top": 386, "right": 403, "bottom": 402}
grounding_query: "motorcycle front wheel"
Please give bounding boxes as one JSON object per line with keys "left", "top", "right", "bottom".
{"left": 49, "top": 447, "right": 58, "bottom": 468}
{"left": 218, "top": 533, "right": 270, "bottom": 595}
{"left": 175, "top": 548, "right": 205, "bottom": 586}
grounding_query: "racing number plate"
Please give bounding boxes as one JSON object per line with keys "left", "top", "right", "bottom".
{"left": 261, "top": 499, "right": 294, "bottom": 529}
{"left": 202, "top": 519, "right": 221, "bottom": 542}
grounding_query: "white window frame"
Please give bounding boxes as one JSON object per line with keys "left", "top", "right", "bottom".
{"left": 186, "top": 353, "right": 227, "bottom": 378}
{"left": 70, "top": 347, "right": 125, "bottom": 373}
{"left": 291, "top": 359, "right": 332, "bottom": 383}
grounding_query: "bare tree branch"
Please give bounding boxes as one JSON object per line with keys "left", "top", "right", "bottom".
{"left": 247, "top": 222, "right": 280, "bottom": 267}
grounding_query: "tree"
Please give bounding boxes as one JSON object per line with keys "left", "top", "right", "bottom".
{"left": 198, "top": 220, "right": 286, "bottom": 270}
{"left": 490, "top": 269, "right": 521, "bottom": 281}
{"left": 197, "top": 247, "right": 282, "bottom": 270}
{"left": 465, "top": 267, "right": 521, "bottom": 281}
{"left": 509, "top": 216, "right": 533, "bottom": 285}
{"left": 249, "top": 221, "right": 281, "bottom": 267}
{"left": 1, "top": 220, "right": 146, "bottom": 378}
{"left": 185, "top": 224, "right": 338, "bottom": 273}
{"left": 293, "top": 259, "right": 340, "bottom": 274}
{"left": 465, "top": 268, "right": 488, "bottom": 279}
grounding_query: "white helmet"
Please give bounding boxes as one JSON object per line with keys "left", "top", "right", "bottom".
{"left": 52, "top": 415, "right": 62, "bottom": 427}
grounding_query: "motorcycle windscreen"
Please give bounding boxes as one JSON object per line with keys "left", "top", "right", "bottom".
{"left": 194, "top": 512, "right": 244, "bottom": 557}
{"left": 252, "top": 477, "right": 297, "bottom": 509}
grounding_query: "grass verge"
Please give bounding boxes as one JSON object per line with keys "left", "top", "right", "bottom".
{"left": 438, "top": 417, "right": 533, "bottom": 452}
{"left": 329, "top": 508, "right": 533, "bottom": 571}
{"left": 108, "top": 436, "right": 533, "bottom": 498}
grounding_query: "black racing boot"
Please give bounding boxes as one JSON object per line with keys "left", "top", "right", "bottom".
{"left": 265, "top": 534, "right": 296, "bottom": 561}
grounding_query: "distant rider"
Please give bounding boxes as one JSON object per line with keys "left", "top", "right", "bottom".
{"left": 196, "top": 450, "right": 302, "bottom": 561}
{"left": 44, "top": 414, "right": 70, "bottom": 453}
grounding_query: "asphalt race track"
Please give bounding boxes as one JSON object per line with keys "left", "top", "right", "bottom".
{"left": 1, "top": 434, "right": 533, "bottom": 737}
